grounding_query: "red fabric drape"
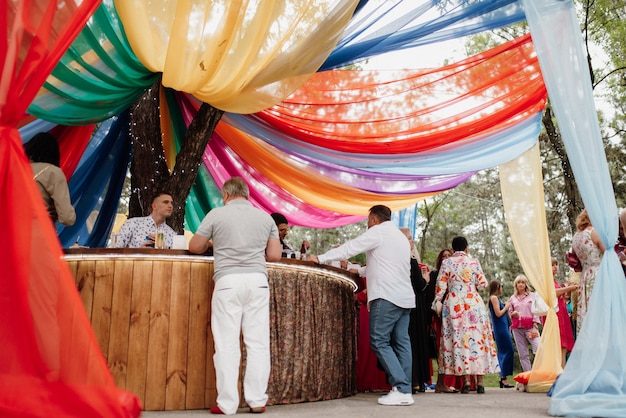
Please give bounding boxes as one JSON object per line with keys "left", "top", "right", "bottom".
{"left": 258, "top": 34, "right": 546, "bottom": 154}
{"left": 1, "top": 2, "right": 140, "bottom": 417}
{"left": 51, "top": 125, "right": 96, "bottom": 179}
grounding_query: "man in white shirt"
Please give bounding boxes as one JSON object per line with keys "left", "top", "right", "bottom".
{"left": 115, "top": 191, "right": 175, "bottom": 248}
{"left": 307, "top": 205, "right": 415, "bottom": 406}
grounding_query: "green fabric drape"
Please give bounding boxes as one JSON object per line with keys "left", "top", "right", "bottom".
{"left": 28, "top": 0, "right": 159, "bottom": 124}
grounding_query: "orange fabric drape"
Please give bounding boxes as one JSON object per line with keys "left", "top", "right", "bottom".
{"left": 259, "top": 34, "right": 546, "bottom": 153}
{"left": 215, "top": 123, "right": 439, "bottom": 214}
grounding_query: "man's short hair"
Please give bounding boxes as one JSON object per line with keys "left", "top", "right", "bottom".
{"left": 451, "top": 236, "right": 468, "bottom": 252}
{"left": 152, "top": 190, "right": 172, "bottom": 203}
{"left": 271, "top": 212, "right": 288, "bottom": 226}
{"left": 222, "top": 177, "right": 249, "bottom": 199}
{"left": 369, "top": 205, "right": 391, "bottom": 223}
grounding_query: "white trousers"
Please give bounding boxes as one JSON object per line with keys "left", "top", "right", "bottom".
{"left": 212, "top": 272, "right": 270, "bottom": 415}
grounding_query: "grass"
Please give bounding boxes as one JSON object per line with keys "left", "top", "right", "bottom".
{"left": 431, "top": 355, "right": 526, "bottom": 388}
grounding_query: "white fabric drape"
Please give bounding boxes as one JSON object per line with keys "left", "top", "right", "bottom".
{"left": 520, "top": 0, "right": 626, "bottom": 416}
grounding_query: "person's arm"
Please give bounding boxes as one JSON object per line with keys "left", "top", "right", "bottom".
{"left": 265, "top": 237, "right": 282, "bottom": 261}
{"left": 475, "top": 259, "right": 488, "bottom": 289}
{"left": 590, "top": 228, "right": 606, "bottom": 252}
{"left": 188, "top": 234, "right": 213, "bottom": 254}
{"left": 489, "top": 295, "right": 510, "bottom": 318}
{"left": 509, "top": 296, "right": 519, "bottom": 318}
{"left": 433, "top": 267, "right": 448, "bottom": 302}
{"left": 51, "top": 170, "right": 76, "bottom": 226}
{"left": 411, "top": 259, "right": 429, "bottom": 293}
{"left": 115, "top": 221, "right": 131, "bottom": 248}
{"left": 555, "top": 283, "right": 578, "bottom": 297}
{"left": 314, "top": 227, "right": 379, "bottom": 264}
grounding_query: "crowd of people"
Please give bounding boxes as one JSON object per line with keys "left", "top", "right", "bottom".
{"left": 321, "top": 205, "right": 626, "bottom": 405}
{"left": 25, "top": 138, "right": 626, "bottom": 414}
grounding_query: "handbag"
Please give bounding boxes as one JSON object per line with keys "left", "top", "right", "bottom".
{"left": 431, "top": 300, "right": 443, "bottom": 316}
{"left": 511, "top": 316, "right": 534, "bottom": 329}
{"left": 531, "top": 293, "right": 550, "bottom": 316}
{"left": 566, "top": 250, "right": 582, "bottom": 272}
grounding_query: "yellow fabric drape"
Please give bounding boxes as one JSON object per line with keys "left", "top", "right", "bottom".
{"left": 215, "top": 122, "right": 439, "bottom": 213}
{"left": 114, "top": 0, "right": 360, "bottom": 113}
{"left": 499, "top": 142, "right": 561, "bottom": 392}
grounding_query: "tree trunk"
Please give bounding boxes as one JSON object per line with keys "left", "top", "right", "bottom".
{"left": 163, "top": 103, "right": 224, "bottom": 233}
{"left": 129, "top": 81, "right": 224, "bottom": 233}
{"left": 541, "top": 106, "right": 583, "bottom": 233}
{"left": 129, "top": 82, "right": 167, "bottom": 217}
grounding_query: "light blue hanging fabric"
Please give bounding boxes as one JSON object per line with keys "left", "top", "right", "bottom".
{"left": 521, "top": 1, "right": 625, "bottom": 416}
{"left": 322, "top": 0, "right": 525, "bottom": 69}
{"left": 224, "top": 111, "right": 542, "bottom": 175}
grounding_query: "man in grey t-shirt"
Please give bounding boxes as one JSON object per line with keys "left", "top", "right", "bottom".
{"left": 189, "top": 177, "right": 281, "bottom": 415}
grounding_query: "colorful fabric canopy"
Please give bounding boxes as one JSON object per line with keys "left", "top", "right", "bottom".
{"left": 22, "top": 34, "right": 546, "bottom": 236}
{"left": 22, "top": 28, "right": 547, "bottom": 239}
{"left": 5, "top": 0, "right": 624, "bottom": 416}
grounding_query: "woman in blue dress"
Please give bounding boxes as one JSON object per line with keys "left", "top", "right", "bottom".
{"left": 488, "top": 280, "right": 515, "bottom": 388}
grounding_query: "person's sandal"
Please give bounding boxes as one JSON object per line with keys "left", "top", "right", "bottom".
{"left": 435, "top": 385, "right": 458, "bottom": 393}
{"left": 210, "top": 406, "right": 225, "bottom": 414}
{"left": 477, "top": 385, "right": 485, "bottom": 394}
{"left": 461, "top": 382, "right": 471, "bottom": 394}
{"left": 249, "top": 406, "right": 266, "bottom": 413}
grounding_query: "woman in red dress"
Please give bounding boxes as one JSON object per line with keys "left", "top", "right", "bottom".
{"left": 549, "top": 258, "right": 577, "bottom": 367}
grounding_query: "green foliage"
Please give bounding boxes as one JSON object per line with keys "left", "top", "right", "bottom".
{"left": 287, "top": 221, "right": 368, "bottom": 263}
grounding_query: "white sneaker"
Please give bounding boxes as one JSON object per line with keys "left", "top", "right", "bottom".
{"left": 377, "top": 387, "right": 415, "bottom": 406}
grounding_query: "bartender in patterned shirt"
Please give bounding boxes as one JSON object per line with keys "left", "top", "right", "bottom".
{"left": 115, "top": 191, "right": 176, "bottom": 248}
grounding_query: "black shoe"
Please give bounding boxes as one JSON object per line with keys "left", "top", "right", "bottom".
{"left": 461, "top": 383, "right": 471, "bottom": 394}
{"left": 499, "top": 377, "right": 514, "bottom": 388}
{"left": 477, "top": 385, "right": 485, "bottom": 394}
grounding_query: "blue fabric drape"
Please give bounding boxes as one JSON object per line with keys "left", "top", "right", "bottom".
{"left": 393, "top": 204, "right": 419, "bottom": 236}
{"left": 19, "top": 119, "right": 57, "bottom": 142}
{"left": 57, "top": 112, "right": 131, "bottom": 248}
{"left": 520, "top": 1, "right": 625, "bottom": 416}
{"left": 322, "top": 0, "right": 525, "bottom": 70}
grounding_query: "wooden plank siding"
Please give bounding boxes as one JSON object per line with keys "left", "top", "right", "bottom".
{"left": 65, "top": 252, "right": 355, "bottom": 411}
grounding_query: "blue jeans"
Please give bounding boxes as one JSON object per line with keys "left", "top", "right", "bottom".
{"left": 369, "top": 298, "right": 412, "bottom": 394}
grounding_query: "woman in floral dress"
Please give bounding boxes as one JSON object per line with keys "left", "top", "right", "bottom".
{"left": 571, "top": 209, "right": 605, "bottom": 334}
{"left": 433, "top": 236, "right": 499, "bottom": 394}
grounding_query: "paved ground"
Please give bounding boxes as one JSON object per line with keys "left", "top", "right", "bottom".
{"left": 142, "top": 388, "right": 553, "bottom": 417}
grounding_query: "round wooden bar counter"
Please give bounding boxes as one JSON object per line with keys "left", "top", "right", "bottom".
{"left": 63, "top": 248, "right": 360, "bottom": 411}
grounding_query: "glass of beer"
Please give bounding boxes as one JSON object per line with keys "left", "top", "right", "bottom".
{"left": 155, "top": 231, "right": 165, "bottom": 249}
